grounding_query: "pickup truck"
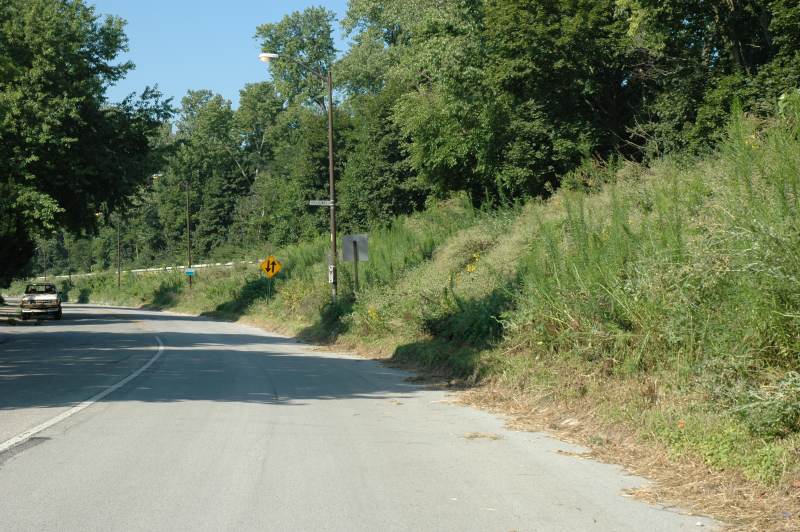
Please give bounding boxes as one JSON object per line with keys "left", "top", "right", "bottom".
{"left": 19, "top": 283, "right": 63, "bottom": 320}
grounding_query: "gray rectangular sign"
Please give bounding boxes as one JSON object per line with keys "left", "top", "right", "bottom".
{"left": 342, "top": 234, "right": 368, "bottom": 262}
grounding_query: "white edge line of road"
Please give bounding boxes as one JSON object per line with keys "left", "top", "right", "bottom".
{"left": 0, "top": 336, "right": 164, "bottom": 455}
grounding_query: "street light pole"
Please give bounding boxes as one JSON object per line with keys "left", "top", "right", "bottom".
{"left": 259, "top": 52, "right": 337, "bottom": 301}
{"left": 326, "top": 70, "right": 337, "bottom": 301}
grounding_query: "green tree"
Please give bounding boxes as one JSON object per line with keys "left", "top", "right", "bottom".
{"left": 0, "top": 0, "right": 170, "bottom": 285}
{"left": 158, "top": 91, "right": 241, "bottom": 257}
{"left": 338, "top": 86, "right": 430, "bottom": 231}
{"left": 255, "top": 7, "right": 337, "bottom": 110}
{"left": 479, "top": 0, "right": 643, "bottom": 195}
{"left": 622, "top": 0, "right": 800, "bottom": 152}
{"left": 226, "top": 83, "right": 286, "bottom": 250}
{"left": 253, "top": 7, "right": 351, "bottom": 245}
{"left": 258, "top": 106, "right": 346, "bottom": 245}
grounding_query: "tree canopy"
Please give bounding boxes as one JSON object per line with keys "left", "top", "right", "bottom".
{"left": 0, "top": 0, "right": 170, "bottom": 285}
{"left": 11, "top": 0, "right": 800, "bottom": 281}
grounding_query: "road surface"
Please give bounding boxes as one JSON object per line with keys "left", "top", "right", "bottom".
{"left": 0, "top": 304, "right": 716, "bottom": 531}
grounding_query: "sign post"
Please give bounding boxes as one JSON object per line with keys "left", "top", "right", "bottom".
{"left": 352, "top": 240, "right": 359, "bottom": 291}
{"left": 309, "top": 199, "right": 337, "bottom": 300}
{"left": 259, "top": 256, "right": 282, "bottom": 298}
{"left": 342, "top": 234, "right": 368, "bottom": 293}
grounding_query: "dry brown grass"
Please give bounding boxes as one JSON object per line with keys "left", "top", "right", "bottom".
{"left": 460, "top": 380, "right": 800, "bottom": 531}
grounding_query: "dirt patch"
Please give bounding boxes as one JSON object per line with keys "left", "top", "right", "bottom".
{"left": 463, "top": 431, "right": 503, "bottom": 441}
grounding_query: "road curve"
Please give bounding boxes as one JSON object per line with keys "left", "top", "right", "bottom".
{"left": 0, "top": 305, "right": 716, "bottom": 531}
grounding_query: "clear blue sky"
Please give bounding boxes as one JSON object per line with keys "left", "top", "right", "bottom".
{"left": 91, "top": 0, "right": 351, "bottom": 108}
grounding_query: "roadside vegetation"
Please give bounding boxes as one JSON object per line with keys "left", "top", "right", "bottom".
{"left": 18, "top": 103, "right": 800, "bottom": 528}
{"left": 4, "top": 1, "right": 800, "bottom": 528}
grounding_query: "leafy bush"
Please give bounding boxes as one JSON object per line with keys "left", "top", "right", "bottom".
{"left": 735, "top": 373, "right": 800, "bottom": 438}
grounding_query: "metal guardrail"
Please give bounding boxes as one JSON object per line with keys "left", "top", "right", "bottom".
{"left": 33, "top": 259, "right": 264, "bottom": 281}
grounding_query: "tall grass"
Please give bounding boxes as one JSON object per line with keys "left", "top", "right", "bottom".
{"left": 37, "top": 195, "right": 480, "bottom": 324}
{"left": 491, "top": 108, "right": 800, "bottom": 484}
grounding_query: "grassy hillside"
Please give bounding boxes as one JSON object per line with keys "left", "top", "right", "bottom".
{"left": 16, "top": 108, "right": 800, "bottom": 525}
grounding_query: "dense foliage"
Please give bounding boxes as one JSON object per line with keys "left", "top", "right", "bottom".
{"left": 0, "top": 0, "right": 170, "bottom": 285}
{"left": 13, "top": 0, "right": 800, "bottom": 280}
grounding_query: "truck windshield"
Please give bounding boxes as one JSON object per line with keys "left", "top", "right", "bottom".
{"left": 25, "top": 285, "right": 56, "bottom": 294}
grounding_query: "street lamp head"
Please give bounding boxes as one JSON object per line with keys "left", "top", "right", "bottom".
{"left": 259, "top": 52, "right": 279, "bottom": 63}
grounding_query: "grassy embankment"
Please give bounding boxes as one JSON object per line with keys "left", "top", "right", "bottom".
{"left": 16, "top": 109, "right": 800, "bottom": 527}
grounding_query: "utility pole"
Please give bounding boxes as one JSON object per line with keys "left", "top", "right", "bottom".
{"left": 186, "top": 181, "right": 192, "bottom": 289}
{"left": 259, "top": 52, "right": 338, "bottom": 302}
{"left": 327, "top": 70, "right": 337, "bottom": 302}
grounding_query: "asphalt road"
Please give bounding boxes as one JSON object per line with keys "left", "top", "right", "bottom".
{"left": 0, "top": 305, "right": 717, "bottom": 531}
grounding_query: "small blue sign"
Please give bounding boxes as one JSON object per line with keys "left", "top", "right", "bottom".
{"left": 185, "top": 268, "right": 195, "bottom": 276}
